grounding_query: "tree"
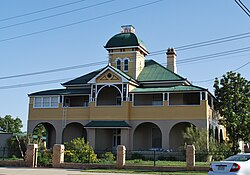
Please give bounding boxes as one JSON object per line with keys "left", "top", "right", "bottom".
{"left": 183, "top": 125, "right": 208, "bottom": 152}
{"left": 33, "top": 124, "right": 47, "bottom": 147}
{"left": 214, "top": 71, "right": 250, "bottom": 153}
{"left": 0, "top": 115, "right": 23, "bottom": 133}
{"left": 183, "top": 126, "right": 232, "bottom": 161}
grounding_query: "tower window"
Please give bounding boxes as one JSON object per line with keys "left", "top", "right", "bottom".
{"left": 116, "top": 59, "right": 121, "bottom": 70}
{"left": 124, "top": 59, "right": 129, "bottom": 72}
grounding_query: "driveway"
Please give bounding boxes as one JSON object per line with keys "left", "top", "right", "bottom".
{"left": 0, "top": 167, "right": 148, "bottom": 175}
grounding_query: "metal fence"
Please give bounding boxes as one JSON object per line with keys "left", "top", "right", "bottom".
{"left": 126, "top": 150, "right": 185, "bottom": 166}
{"left": 126, "top": 150, "right": 185, "bottom": 161}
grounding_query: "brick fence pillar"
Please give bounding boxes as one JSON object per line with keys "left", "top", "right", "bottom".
{"left": 52, "top": 144, "right": 64, "bottom": 168}
{"left": 25, "top": 144, "right": 38, "bottom": 167}
{"left": 116, "top": 145, "right": 126, "bottom": 169}
{"left": 186, "top": 145, "right": 195, "bottom": 170}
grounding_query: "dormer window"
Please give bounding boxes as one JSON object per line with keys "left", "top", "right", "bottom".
{"left": 116, "top": 59, "right": 121, "bottom": 70}
{"left": 124, "top": 58, "right": 129, "bottom": 72}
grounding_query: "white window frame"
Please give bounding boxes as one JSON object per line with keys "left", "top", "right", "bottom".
{"left": 123, "top": 58, "right": 130, "bottom": 72}
{"left": 116, "top": 58, "right": 122, "bottom": 70}
{"left": 33, "top": 96, "right": 59, "bottom": 108}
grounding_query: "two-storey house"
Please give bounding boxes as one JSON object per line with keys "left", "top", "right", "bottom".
{"left": 28, "top": 25, "right": 223, "bottom": 150}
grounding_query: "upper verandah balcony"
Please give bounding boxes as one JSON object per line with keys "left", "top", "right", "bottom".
{"left": 30, "top": 87, "right": 215, "bottom": 109}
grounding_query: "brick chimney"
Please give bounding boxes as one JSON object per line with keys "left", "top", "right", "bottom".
{"left": 166, "top": 48, "right": 177, "bottom": 73}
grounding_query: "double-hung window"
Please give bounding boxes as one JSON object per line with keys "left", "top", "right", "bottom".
{"left": 124, "top": 59, "right": 129, "bottom": 72}
{"left": 116, "top": 59, "right": 121, "bottom": 70}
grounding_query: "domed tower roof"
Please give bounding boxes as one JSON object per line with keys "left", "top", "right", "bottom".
{"left": 104, "top": 25, "right": 148, "bottom": 53}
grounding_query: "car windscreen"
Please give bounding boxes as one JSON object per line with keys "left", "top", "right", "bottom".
{"left": 225, "top": 155, "right": 250, "bottom": 161}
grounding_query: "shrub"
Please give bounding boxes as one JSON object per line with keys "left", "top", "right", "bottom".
{"left": 99, "top": 152, "right": 115, "bottom": 163}
{"left": 37, "top": 148, "right": 52, "bottom": 167}
{"left": 64, "top": 137, "right": 97, "bottom": 163}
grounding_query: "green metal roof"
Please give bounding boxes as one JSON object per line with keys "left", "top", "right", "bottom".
{"left": 105, "top": 33, "right": 147, "bottom": 51}
{"left": 62, "top": 69, "right": 103, "bottom": 86}
{"left": 137, "top": 60, "right": 185, "bottom": 82}
{"left": 131, "top": 85, "right": 206, "bottom": 93}
{"left": 85, "top": 121, "right": 131, "bottom": 128}
{"left": 61, "top": 59, "right": 186, "bottom": 86}
{"left": 29, "top": 88, "right": 90, "bottom": 96}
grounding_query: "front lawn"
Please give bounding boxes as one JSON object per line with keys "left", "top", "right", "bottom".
{"left": 126, "top": 160, "right": 209, "bottom": 167}
{"left": 80, "top": 169, "right": 208, "bottom": 174}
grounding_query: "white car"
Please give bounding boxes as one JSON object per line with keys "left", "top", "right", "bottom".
{"left": 208, "top": 153, "right": 250, "bottom": 175}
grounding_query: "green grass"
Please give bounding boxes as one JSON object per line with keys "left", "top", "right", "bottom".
{"left": 77, "top": 160, "right": 209, "bottom": 175}
{"left": 94, "top": 159, "right": 209, "bottom": 167}
{"left": 79, "top": 169, "right": 207, "bottom": 175}
{"left": 125, "top": 160, "right": 209, "bottom": 167}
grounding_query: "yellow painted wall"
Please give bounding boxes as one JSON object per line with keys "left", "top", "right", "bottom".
{"left": 89, "top": 102, "right": 130, "bottom": 120}
{"left": 28, "top": 104, "right": 90, "bottom": 120}
{"left": 28, "top": 104, "right": 63, "bottom": 120}
{"left": 109, "top": 50, "right": 145, "bottom": 79}
{"left": 62, "top": 107, "right": 90, "bottom": 120}
{"left": 130, "top": 101, "right": 208, "bottom": 120}
{"left": 128, "top": 84, "right": 136, "bottom": 92}
{"left": 135, "top": 52, "right": 145, "bottom": 79}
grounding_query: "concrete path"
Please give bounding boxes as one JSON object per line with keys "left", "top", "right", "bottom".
{"left": 0, "top": 167, "right": 149, "bottom": 175}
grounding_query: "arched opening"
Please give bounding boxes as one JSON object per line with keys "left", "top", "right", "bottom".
{"left": 133, "top": 122, "right": 162, "bottom": 150}
{"left": 33, "top": 122, "right": 56, "bottom": 148}
{"left": 96, "top": 86, "right": 121, "bottom": 106}
{"left": 169, "top": 122, "right": 195, "bottom": 150}
{"left": 62, "top": 122, "right": 87, "bottom": 143}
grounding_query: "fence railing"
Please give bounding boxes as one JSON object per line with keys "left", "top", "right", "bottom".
{"left": 63, "top": 149, "right": 187, "bottom": 167}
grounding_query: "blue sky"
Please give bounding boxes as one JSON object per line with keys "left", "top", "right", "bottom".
{"left": 0, "top": 0, "right": 249, "bottom": 131}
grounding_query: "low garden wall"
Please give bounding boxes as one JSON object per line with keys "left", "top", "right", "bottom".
{"left": 0, "top": 144, "right": 209, "bottom": 172}
{"left": 0, "top": 159, "right": 26, "bottom": 167}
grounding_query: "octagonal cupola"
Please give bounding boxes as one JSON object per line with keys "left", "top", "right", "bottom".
{"left": 105, "top": 25, "right": 149, "bottom": 80}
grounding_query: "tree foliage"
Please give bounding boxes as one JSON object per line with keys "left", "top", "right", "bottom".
{"left": 0, "top": 115, "right": 23, "bottom": 133}
{"left": 7, "top": 134, "right": 27, "bottom": 159}
{"left": 214, "top": 71, "right": 250, "bottom": 153}
{"left": 183, "top": 126, "right": 232, "bottom": 161}
{"left": 183, "top": 125, "right": 208, "bottom": 152}
{"left": 32, "top": 124, "right": 47, "bottom": 147}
